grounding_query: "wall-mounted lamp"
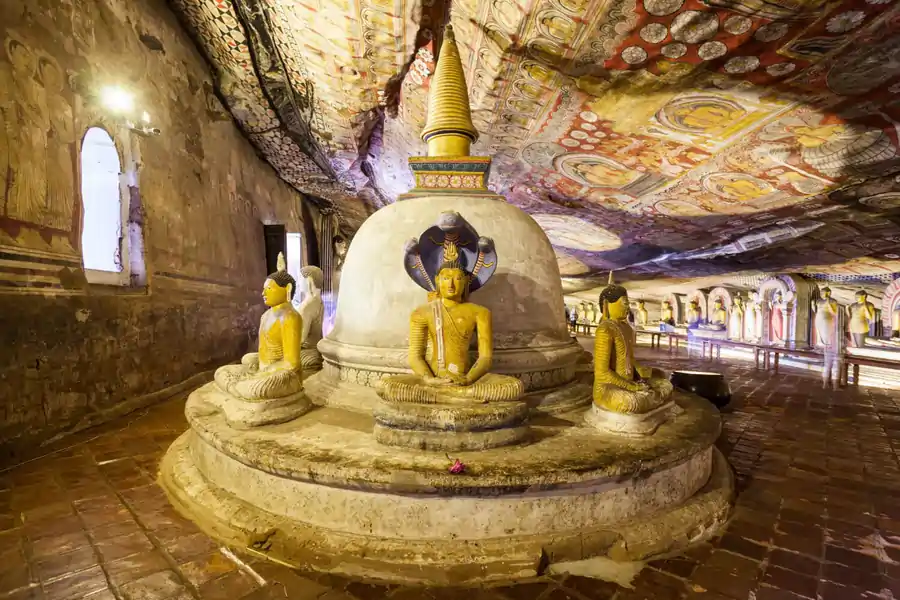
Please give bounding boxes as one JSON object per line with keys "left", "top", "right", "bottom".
{"left": 100, "top": 85, "right": 160, "bottom": 137}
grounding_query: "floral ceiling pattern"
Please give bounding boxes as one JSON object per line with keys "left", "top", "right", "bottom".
{"left": 171, "top": 0, "right": 900, "bottom": 280}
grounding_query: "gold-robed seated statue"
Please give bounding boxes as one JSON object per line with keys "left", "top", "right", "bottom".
{"left": 374, "top": 212, "right": 527, "bottom": 451}
{"left": 207, "top": 253, "right": 311, "bottom": 428}
{"left": 586, "top": 274, "right": 678, "bottom": 435}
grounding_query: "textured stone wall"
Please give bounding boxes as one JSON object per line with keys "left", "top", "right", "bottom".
{"left": 0, "top": 0, "right": 305, "bottom": 464}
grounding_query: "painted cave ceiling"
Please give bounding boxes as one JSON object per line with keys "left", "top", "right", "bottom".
{"left": 171, "top": 0, "right": 900, "bottom": 283}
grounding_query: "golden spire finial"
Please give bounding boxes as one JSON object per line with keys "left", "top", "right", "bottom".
{"left": 421, "top": 24, "right": 479, "bottom": 157}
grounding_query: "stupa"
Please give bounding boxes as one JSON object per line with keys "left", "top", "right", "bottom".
{"left": 159, "top": 25, "right": 733, "bottom": 585}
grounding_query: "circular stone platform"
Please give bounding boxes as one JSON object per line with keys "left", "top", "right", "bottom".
{"left": 159, "top": 391, "right": 733, "bottom": 585}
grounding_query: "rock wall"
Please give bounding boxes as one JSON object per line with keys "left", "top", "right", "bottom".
{"left": 0, "top": 0, "right": 306, "bottom": 464}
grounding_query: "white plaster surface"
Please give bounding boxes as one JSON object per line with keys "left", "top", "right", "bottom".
{"left": 320, "top": 193, "right": 581, "bottom": 377}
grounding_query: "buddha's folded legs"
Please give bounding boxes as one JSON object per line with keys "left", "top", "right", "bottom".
{"left": 300, "top": 348, "right": 323, "bottom": 371}
{"left": 593, "top": 381, "right": 670, "bottom": 415}
{"left": 214, "top": 364, "right": 303, "bottom": 400}
{"left": 378, "top": 373, "right": 524, "bottom": 404}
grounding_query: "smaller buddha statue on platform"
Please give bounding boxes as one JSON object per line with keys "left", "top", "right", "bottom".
{"left": 660, "top": 300, "right": 675, "bottom": 326}
{"left": 589, "top": 273, "right": 675, "bottom": 435}
{"left": 710, "top": 298, "right": 727, "bottom": 329}
{"left": 635, "top": 300, "right": 649, "bottom": 327}
{"left": 847, "top": 290, "right": 876, "bottom": 348}
{"left": 729, "top": 297, "right": 744, "bottom": 340}
{"left": 210, "top": 253, "right": 311, "bottom": 427}
{"left": 297, "top": 265, "right": 325, "bottom": 374}
{"left": 686, "top": 300, "right": 701, "bottom": 329}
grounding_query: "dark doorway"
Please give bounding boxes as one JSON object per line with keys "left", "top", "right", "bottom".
{"left": 263, "top": 224, "right": 286, "bottom": 275}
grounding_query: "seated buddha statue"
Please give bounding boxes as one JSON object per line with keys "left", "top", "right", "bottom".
{"left": 213, "top": 253, "right": 306, "bottom": 416}
{"left": 593, "top": 274, "right": 673, "bottom": 416}
{"left": 378, "top": 212, "right": 524, "bottom": 405}
{"left": 686, "top": 300, "right": 701, "bottom": 329}
{"left": 296, "top": 265, "right": 325, "bottom": 373}
{"left": 710, "top": 298, "right": 727, "bottom": 329}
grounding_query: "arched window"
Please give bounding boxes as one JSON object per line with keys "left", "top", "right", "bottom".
{"left": 80, "top": 127, "right": 126, "bottom": 282}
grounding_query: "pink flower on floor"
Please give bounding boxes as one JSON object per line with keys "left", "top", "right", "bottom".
{"left": 448, "top": 458, "right": 466, "bottom": 474}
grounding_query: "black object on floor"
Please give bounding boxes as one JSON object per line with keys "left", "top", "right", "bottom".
{"left": 670, "top": 370, "right": 731, "bottom": 408}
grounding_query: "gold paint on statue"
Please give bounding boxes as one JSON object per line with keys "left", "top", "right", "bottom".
{"left": 421, "top": 25, "right": 479, "bottom": 158}
{"left": 593, "top": 273, "right": 672, "bottom": 414}
{"left": 381, "top": 243, "right": 522, "bottom": 404}
{"left": 214, "top": 253, "right": 304, "bottom": 400}
{"left": 711, "top": 298, "right": 727, "bottom": 326}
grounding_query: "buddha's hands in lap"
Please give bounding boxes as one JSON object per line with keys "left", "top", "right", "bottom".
{"left": 424, "top": 375, "right": 455, "bottom": 386}
{"left": 628, "top": 381, "right": 651, "bottom": 393}
{"left": 241, "top": 353, "right": 260, "bottom": 372}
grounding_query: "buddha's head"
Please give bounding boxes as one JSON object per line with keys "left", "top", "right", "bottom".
{"left": 263, "top": 270, "right": 296, "bottom": 307}
{"left": 690, "top": 300, "right": 699, "bottom": 310}
{"left": 735, "top": 297, "right": 743, "bottom": 307}
{"left": 714, "top": 298, "right": 723, "bottom": 310}
{"left": 436, "top": 265, "right": 469, "bottom": 302}
{"left": 599, "top": 283, "right": 629, "bottom": 320}
{"left": 774, "top": 291, "right": 783, "bottom": 303}
{"left": 822, "top": 286, "right": 832, "bottom": 299}
{"left": 856, "top": 290, "right": 868, "bottom": 302}
{"left": 638, "top": 300, "right": 645, "bottom": 309}
{"left": 300, "top": 265, "right": 324, "bottom": 296}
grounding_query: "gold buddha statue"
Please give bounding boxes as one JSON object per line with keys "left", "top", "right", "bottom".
{"left": 377, "top": 212, "right": 524, "bottom": 404}
{"left": 592, "top": 274, "right": 672, "bottom": 416}
{"left": 686, "top": 299, "right": 701, "bottom": 328}
{"left": 711, "top": 298, "right": 727, "bottom": 328}
{"left": 214, "top": 253, "right": 305, "bottom": 405}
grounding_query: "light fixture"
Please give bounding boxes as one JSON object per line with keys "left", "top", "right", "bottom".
{"left": 101, "top": 86, "right": 134, "bottom": 114}
{"left": 98, "top": 85, "right": 160, "bottom": 136}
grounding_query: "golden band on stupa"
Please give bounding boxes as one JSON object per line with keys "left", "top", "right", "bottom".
{"left": 420, "top": 24, "right": 479, "bottom": 157}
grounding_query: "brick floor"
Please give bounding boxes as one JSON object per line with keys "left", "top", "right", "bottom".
{"left": 2, "top": 345, "right": 900, "bottom": 600}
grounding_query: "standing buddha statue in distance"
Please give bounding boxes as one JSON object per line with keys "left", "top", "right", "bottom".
{"left": 592, "top": 273, "right": 673, "bottom": 417}
{"left": 711, "top": 298, "right": 727, "bottom": 329}
{"left": 377, "top": 211, "right": 524, "bottom": 404}
{"left": 847, "top": 290, "right": 876, "bottom": 348}
{"left": 815, "top": 286, "right": 840, "bottom": 389}
{"left": 729, "top": 296, "right": 744, "bottom": 340}
{"left": 770, "top": 291, "right": 786, "bottom": 344}
{"left": 892, "top": 301, "right": 900, "bottom": 338}
{"left": 744, "top": 292, "right": 762, "bottom": 341}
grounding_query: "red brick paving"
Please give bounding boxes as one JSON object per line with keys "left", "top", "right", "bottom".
{"left": 1, "top": 346, "right": 899, "bottom": 599}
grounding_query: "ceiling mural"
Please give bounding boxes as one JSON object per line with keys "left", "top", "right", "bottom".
{"left": 170, "top": 0, "right": 900, "bottom": 279}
